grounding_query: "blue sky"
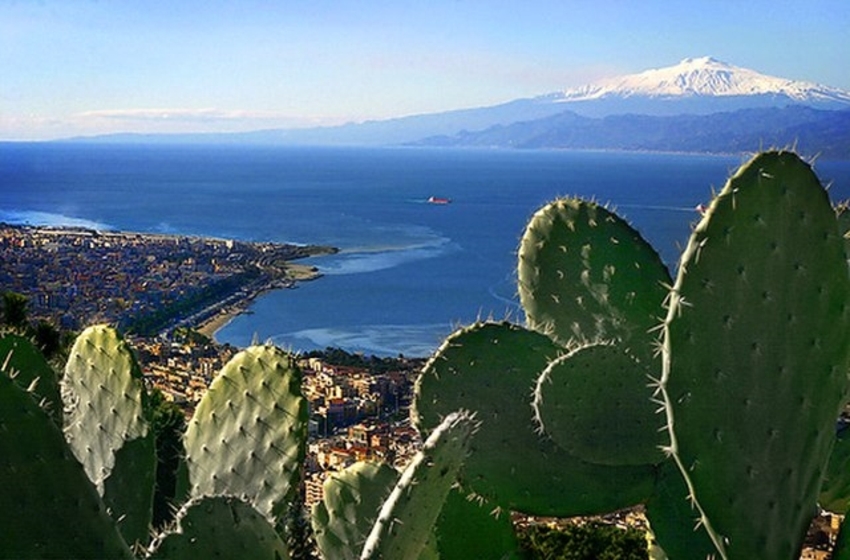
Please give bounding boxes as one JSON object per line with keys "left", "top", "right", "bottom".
{"left": 2, "top": 0, "right": 848, "bottom": 140}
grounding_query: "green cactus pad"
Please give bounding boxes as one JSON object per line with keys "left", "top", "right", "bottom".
{"left": 533, "top": 342, "right": 666, "bottom": 466}
{"left": 360, "top": 411, "right": 477, "bottom": 560}
{"left": 819, "top": 425, "right": 850, "bottom": 514}
{"left": 62, "top": 325, "right": 155, "bottom": 545}
{"left": 0, "top": 372, "right": 133, "bottom": 559}
{"left": 518, "top": 198, "right": 671, "bottom": 349}
{"left": 63, "top": 325, "right": 150, "bottom": 491}
{"left": 184, "top": 344, "right": 307, "bottom": 525}
{"left": 433, "top": 488, "right": 522, "bottom": 560}
{"left": 414, "top": 321, "right": 655, "bottom": 516}
{"left": 102, "top": 431, "right": 157, "bottom": 548}
{"left": 661, "top": 151, "right": 850, "bottom": 559}
{"left": 645, "top": 462, "right": 717, "bottom": 560}
{"left": 0, "top": 334, "right": 63, "bottom": 425}
{"left": 312, "top": 461, "right": 399, "bottom": 560}
{"left": 148, "top": 495, "right": 289, "bottom": 560}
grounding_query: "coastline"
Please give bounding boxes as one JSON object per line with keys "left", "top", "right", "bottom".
{"left": 193, "top": 262, "right": 324, "bottom": 340}
{"left": 0, "top": 221, "right": 337, "bottom": 339}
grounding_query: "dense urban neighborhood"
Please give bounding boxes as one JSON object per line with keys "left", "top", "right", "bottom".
{"left": 0, "top": 223, "right": 335, "bottom": 334}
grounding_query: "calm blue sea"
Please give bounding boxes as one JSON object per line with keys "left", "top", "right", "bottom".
{"left": 3, "top": 143, "right": 850, "bottom": 356}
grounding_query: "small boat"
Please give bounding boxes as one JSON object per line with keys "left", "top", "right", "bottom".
{"left": 427, "top": 196, "right": 451, "bottom": 205}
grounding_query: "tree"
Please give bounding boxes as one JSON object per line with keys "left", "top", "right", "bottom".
{"left": 33, "top": 320, "right": 62, "bottom": 360}
{"left": 517, "top": 522, "right": 646, "bottom": 560}
{"left": 147, "top": 389, "right": 187, "bottom": 530}
{"left": 2, "top": 291, "right": 29, "bottom": 330}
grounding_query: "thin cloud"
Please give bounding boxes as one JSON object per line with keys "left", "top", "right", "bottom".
{"left": 75, "top": 108, "right": 331, "bottom": 125}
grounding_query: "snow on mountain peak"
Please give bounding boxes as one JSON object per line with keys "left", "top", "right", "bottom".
{"left": 558, "top": 57, "right": 850, "bottom": 104}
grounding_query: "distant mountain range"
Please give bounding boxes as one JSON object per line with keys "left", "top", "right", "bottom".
{"left": 71, "top": 57, "right": 850, "bottom": 158}
{"left": 412, "top": 105, "right": 850, "bottom": 159}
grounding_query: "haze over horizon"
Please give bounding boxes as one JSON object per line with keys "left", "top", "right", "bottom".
{"left": 2, "top": 0, "right": 848, "bottom": 141}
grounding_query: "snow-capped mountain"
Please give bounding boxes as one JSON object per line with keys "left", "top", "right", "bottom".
{"left": 544, "top": 57, "right": 850, "bottom": 117}
{"left": 411, "top": 59, "right": 850, "bottom": 157}
{"left": 560, "top": 57, "right": 850, "bottom": 102}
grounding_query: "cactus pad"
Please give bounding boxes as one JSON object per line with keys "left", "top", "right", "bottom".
{"left": 645, "top": 462, "right": 717, "bottom": 560}
{"left": 433, "top": 488, "right": 522, "bottom": 560}
{"left": 518, "top": 198, "right": 671, "bottom": 349}
{"left": 312, "top": 461, "right": 399, "bottom": 560}
{"left": 0, "top": 334, "right": 63, "bottom": 425}
{"left": 533, "top": 342, "right": 665, "bottom": 466}
{"left": 0, "top": 372, "right": 133, "bottom": 559}
{"left": 360, "top": 410, "right": 477, "bottom": 560}
{"left": 414, "top": 321, "right": 655, "bottom": 516}
{"left": 184, "top": 344, "right": 307, "bottom": 524}
{"left": 62, "top": 325, "right": 151, "bottom": 492}
{"left": 148, "top": 495, "right": 289, "bottom": 560}
{"left": 660, "top": 151, "right": 850, "bottom": 558}
{"left": 62, "top": 325, "right": 155, "bottom": 545}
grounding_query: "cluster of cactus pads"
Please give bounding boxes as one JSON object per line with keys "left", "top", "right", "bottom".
{"left": 415, "top": 150, "right": 850, "bottom": 559}
{"left": 4, "top": 150, "right": 850, "bottom": 559}
{"left": 0, "top": 323, "right": 479, "bottom": 559}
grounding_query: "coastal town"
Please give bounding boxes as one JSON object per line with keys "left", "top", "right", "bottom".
{"left": 0, "top": 222, "right": 841, "bottom": 557}
{"left": 0, "top": 223, "right": 336, "bottom": 335}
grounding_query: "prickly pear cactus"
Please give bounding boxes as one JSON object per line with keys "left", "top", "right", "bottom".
{"left": 62, "top": 324, "right": 155, "bottom": 547}
{"left": 518, "top": 198, "right": 671, "bottom": 350}
{"left": 360, "top": 411, "right": 477, "bottom": 560}
{"left": 312, "top": 461, "right": 399, "bottom": 560}
{"left": 414, "top": 321, "right": 655, "bottom": 516}
{"left": 148, "top": 495, "right": 289, "bottom": 560}
{"left": 0, "top": 372, "right": 133, "bottom": 559}
{"left": 533, "top": 342, "right": 665, "bottom": 466}
{"left": 432, "top": 488, "right": 522, "bottom": 560}
{"left": 0, "top": 334, "right": 63, "bottom": 425}
{"left": 645, "top": 462, "right": 717, "bottom": 560}
{"left": 184, "top": 344, "right": 307, "bottom": 525}
{"left": 660, "top": 151, "right": 850, "bottom": 559}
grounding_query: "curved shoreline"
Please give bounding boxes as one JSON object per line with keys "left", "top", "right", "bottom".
{"left": 193, "top": 262, "right": 323, "bottom": 340}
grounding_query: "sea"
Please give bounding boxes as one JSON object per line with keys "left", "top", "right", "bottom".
{"left": 3, "top": 143, "right": 850, "bottom": 357}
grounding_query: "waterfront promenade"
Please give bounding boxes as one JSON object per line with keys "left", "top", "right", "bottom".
{"left": 0, "top": 223, "right": 336, "bottom": 335}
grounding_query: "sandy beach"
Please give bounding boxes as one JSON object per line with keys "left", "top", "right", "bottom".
{"left": 195, "top": 308, "right": 240, "bottom": 338}
{"left": 194, "top": 262, "right": 323, "bottom": 340}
